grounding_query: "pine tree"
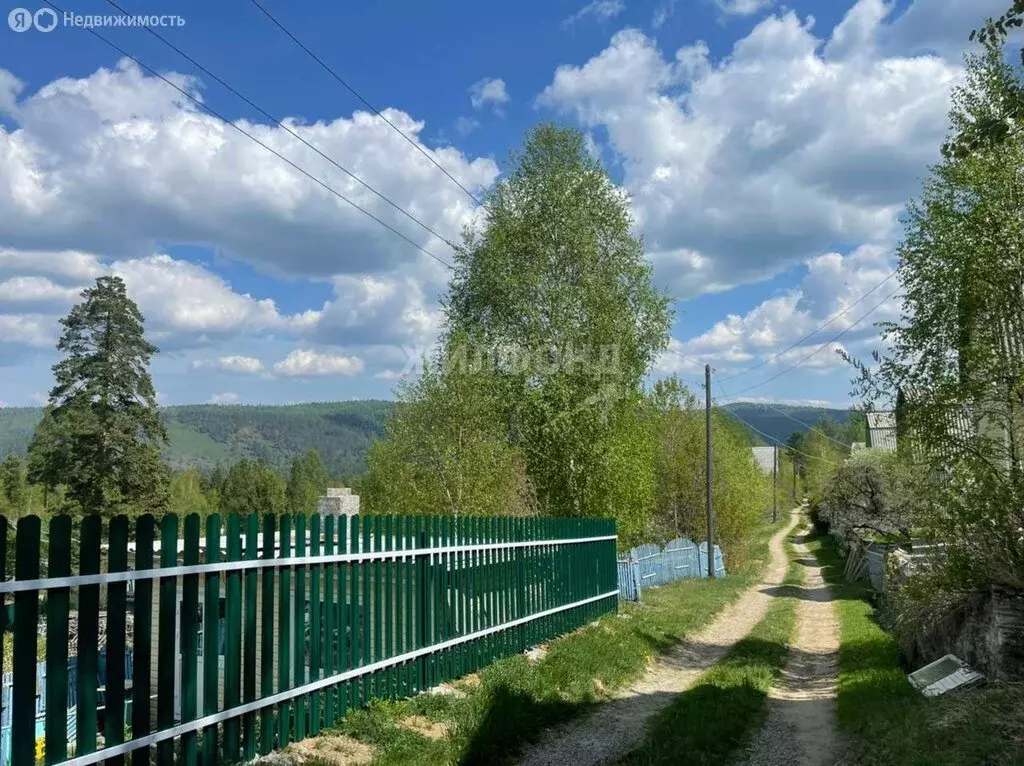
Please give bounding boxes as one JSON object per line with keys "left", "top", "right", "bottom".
{"left": 27, "top": 276, "right": 168, "bottom": 517}
{"left": 0, "top": 455, "right": 26, "bottom": 515}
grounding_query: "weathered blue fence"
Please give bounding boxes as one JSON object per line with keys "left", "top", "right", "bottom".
{"left": 617, "top": 538, "right": 725, "bottom": 601}
{"left": 0, "top": 648, "right": 134, "bottom": 766}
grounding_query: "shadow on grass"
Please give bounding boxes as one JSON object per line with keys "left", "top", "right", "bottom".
{"left": 619, "top": 685, "right": 766, "bottom": 765}
{"left": 459, "top": 686, "right": 590, "bottom": 765}
{"left": 618, "top": 634, "right": 813, "bottom": 766}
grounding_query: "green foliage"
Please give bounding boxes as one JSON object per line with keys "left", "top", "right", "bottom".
{"left": 724, "top": 402, "right": 853, "bottom": 447}
{"left": 286, "top": 449, "right": 331, "bottom": 514}
{"left": 809, "top": 533, "right": 1024, "bottom": 765}
{"left": 817, "top": 451, "right": 926, "bottom": 545}
{"left": 0, "top": 407, "right": 44, "bottom": 461}
{"left": 852, "top": 43, "right": 1024, "bottom": 590}
{"left": 648, "top": 376, "right": 774, "bottom": 564}
{"left": 163, "top": 401, "right": 390, "bottom": 477}
{"left": 797, "top": 422, "right": 846, "bottom": 507}
{"left": 220, "top": 459, "right": 286, "bottom": 517}
{"left": 590, "top": 396, "right": 657, "bottom": 548}
{"left": 27, "top": 276, "right": 168, "bottom": 518}
{"left": 445, "top": 123, "right": 672, "bottom": 520}
{"left": 943, "top": 9, "right": 1024, "bottom": 159}
{"left": 0, "top": 401, "right": 391, "bottom": 480}
{"left": 168, "top": 468, "right": 216, "bottom": 518}
{"left": 0, "top": 455, "right": 26, "bottom": 511}
{"left": 363, "top": 339, "right": 535, "bottom": 517}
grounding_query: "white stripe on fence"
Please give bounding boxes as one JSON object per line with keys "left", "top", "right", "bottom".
{"left": 0, "top": 534, "right": 618, "bottom": 594}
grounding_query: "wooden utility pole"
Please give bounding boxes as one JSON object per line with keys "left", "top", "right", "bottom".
{"left": 792, "top": 457, "right": 798, "bottom": 503}
{"left": 772, "top": 444, "right": 778, "bottom": 523}
{"left": 705, "top": 364, "right": 716, "bottom": 579}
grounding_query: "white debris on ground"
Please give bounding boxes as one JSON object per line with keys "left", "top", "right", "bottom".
{"left": 907, "top": 654, "right": 986, "bottom": 697}
{"left": 425, "top": 682, "right": 467, "bottom": 698}
{"left": 525, "top": 644, "right": 548, "bottom": 663}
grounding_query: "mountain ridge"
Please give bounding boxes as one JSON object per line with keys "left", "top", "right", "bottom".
{"left": 0, "top": 399, "right": 853, "bottom": 477}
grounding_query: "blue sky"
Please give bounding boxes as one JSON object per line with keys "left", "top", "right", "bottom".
{"left": 0, "top": 0, "right": 1005, "bottom": 408}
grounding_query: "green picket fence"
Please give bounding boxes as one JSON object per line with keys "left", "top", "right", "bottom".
{"left": 0, "top": 512, "right": 618, "bottom": 765}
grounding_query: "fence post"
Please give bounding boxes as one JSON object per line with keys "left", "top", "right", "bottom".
{"left": 417, "top": 523, "right": 428, "bottom": 693}
{"left": 629, "top": 551, "right": 642, "bottom": 601}
{"left": 12, "top": 516, "right": 40, "bottom": 766}
{"left": 44, "top": 516, "right": 71, "bottom": 766}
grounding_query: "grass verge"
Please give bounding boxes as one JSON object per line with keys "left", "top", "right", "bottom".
{"left": 807, "top": 533, "right": 1024, "bottom": 766}
{"left": 317, "top": 518, "right": 792, "bottom": 765}
{"left": 617, "top": 538, "right": 802, "bottom": 765}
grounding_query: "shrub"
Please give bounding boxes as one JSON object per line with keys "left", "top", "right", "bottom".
{"left": 817, "top": 451, "right": 925, "bottom": 549}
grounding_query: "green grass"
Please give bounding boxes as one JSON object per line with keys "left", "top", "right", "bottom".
{"left": 807, "top": 533, "right": 1024, "bottom": 766}
{"left": 618, "top": 539, "right": 802, "bottom": 765}
{"left": 320, "top": 519, "right": 791, "bottom": 765}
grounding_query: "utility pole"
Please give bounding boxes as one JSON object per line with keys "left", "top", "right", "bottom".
{"left": 705, "top": 364, "right": 716, "bottom": 579}
{"left": 792, "top": 457, "right": 798, "bottom": 503}
{"left": 772, "top": 444, "right": 778, "bottom": 523}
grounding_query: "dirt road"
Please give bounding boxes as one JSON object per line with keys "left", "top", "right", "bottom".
{"left": 516, "top": 511, "right": 802, "bottom": 766}
{"left": 739, "top": 529, "right": 840, "bottom": 766}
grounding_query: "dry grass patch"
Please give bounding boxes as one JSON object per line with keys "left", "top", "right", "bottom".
{"left": 287, "top": 735, "right": 374, "bottom": 765}
{"left": 396, "top": 715, "right": 450, "bottom": 740}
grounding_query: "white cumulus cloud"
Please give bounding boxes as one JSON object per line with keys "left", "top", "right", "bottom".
{"left": 192, "top": 355, "right": 265, "bottom": 375}
{"left": 273, "top": 349, "right": 365, "bottom": 378}
{"left": 715, "top": 0, "right": 773, "bottom": 17}
{"left": 538, "top": 3, "right": 962, "bottom": 297}
{"left": 0, "top": 59, "right": 497, "bottom": 279}
{"left": 469, "top": 78, "right": 510, "bottom": 114}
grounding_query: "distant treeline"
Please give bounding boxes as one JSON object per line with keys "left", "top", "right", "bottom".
{"left": 0, "top": 401, "right": 393, "bottom": 479}
{"left": 0, "top": 400, "right": 853, "bottom": 478}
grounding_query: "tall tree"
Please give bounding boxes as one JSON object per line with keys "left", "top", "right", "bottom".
{"left": 647, "top": 376, "right": 772, "bottom": 563}
{"left": 853, "top": 42, "right": 1024, "bottom": 588}
{"left": 220, "top": 459, "right": 286, "bottom": 517}
{"left": 286, "top": 449, "right": 330, "bottom": 514}
{"left": 169, "top": 468, "right": 215, "bottom": 517}
{"left": 944, "top": 7, "right": 1024, "bottom": 159}
{"left": 0, "top": 455, "right": 26, "bottom": 515}
{"left": 363, "top": 335, "right": 536, "bottom": 518}
{"left": 446, "top": 123, "right": 672, "bottom": 518}
{"left": 27, "top": 276, "right": 168, "bottom": 517}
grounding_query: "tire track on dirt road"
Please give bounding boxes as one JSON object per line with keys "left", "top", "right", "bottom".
{"left": 515, "top": 510, "right": 802, "bottom": 766}
{"left": 739, "top": 529, "right": 840, "bottom": 766}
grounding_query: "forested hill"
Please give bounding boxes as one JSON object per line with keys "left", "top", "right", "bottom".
{"left": 0, "top": 399, "right": 853, "bottom": 476}
{"left": 0, "top": 401, "right": 393, "bottom": 479}
{"left": 722, "top": 402, "right": 853, "bottom": 446}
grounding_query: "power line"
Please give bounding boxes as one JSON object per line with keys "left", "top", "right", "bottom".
{"left": 104, "top": 0, "right": 459, "bottom": 254}
{"left": 719, "top": 268, "right": 898, "bottom": 382}
{"left": 727, "top": 284, "right": 903, "bottom": 398}
{"left": 713, "top": 390, "right": 838, "bottom": 465}
{"left": 45, "top": 0, "right": 453, "bottom": 271}
{"left": 247, "top": 0, "right": 487, "bottom": 209}
{"left": 715, "top": 372, "right": 852, "bottom": 450}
